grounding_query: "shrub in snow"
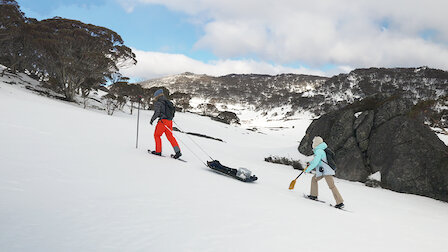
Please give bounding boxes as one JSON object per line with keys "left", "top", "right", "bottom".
{"left": 264, "top": 156, "right": 303, "bottom": 170}
{"left": 102, "top": 93, "right": 119, "bottom": 115}
{"left": 197, "top": 103, "right": 219, "bottom": 116}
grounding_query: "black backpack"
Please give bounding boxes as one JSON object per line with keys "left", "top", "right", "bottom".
{"left": 164, "top": 100, "right": 175, "bottom": 120}
{"left": 323, "top": 148, "right": 337, "bottom": 171}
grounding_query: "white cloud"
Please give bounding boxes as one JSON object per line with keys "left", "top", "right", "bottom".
{"left": 116, "top": 0, "right": 137, "bottom": 13}
{"left": 122, "top": 0, "right": 448, "bottom": 71}
{"left": 119, "top": 49, "right": 327, "bottom": 80}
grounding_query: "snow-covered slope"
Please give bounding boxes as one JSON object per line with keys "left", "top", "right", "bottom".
{"left": 1, "top": 77, "right": 448, "bottom": 251}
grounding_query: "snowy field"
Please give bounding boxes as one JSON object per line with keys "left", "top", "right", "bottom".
{"left": 1, "top": 76, "right": 448, "bottom": 252}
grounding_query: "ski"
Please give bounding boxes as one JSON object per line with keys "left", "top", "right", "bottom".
{"left": 303, "top": 194, "right": 351, "bottom": 212}
{"left": 330, "top": 204, "right": 352, "bottom": 212}
{"left": 147, "top": 149, "right": 187, "bottom": 162}
{"left": 303, "top": 194, "right": 326, "bottom": 203}
{"left": 207, "top": 160, "right": 258, "bottom": 182}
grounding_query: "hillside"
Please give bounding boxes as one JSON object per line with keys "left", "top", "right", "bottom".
{"left": 1, "top": 71, "right": 448, "bottom": 251}
{"left": 140, "top": 72, "right": 327, "bottom": 106}
{"left": 140, "top": 72, "right": 328, "bottom": 126}
{"left": 139, "top": 67, "right": 448, "bottom": 127}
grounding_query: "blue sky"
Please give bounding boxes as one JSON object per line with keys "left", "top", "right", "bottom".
{"left": 16, "top": 0, "right": 448, "bottom": 80}
{"left": 18, "top": 0, "right": 213, "bottom": 59}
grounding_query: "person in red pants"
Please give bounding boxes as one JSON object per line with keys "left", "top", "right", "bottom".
{"left": 150, "top": 89, "right": 182, "bottom": 159}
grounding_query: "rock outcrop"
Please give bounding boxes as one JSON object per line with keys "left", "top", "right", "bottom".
{"left": 299, "top": 95, "right": 448, "bottom": 202}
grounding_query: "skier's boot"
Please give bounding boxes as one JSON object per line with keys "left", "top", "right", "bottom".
{"left": 335, "top": 203, "right": 345, "bottom": 209}
{"left": 306, "top": 195, "right": 318, "bottom": 201}
{"left": 171, "top": 151, "right": 182, "bottom": 159}
{"left": 151, "top": 150, "right": 161, "bottom": 156}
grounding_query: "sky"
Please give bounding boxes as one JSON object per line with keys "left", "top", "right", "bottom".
{"left": 17, "top": 0, "right": 448, "bottom": 81}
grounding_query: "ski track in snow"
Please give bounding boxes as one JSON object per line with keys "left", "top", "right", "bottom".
{"left": 1, "top": 78, "right": 448, "bottom": 252}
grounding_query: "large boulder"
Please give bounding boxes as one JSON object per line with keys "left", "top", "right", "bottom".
{"left": 212, "top": 111, "right": 240, "bottom": 125}
{"left": 368, "top": 115, "right": 448, "bottom": 201}
{"left": 298, "top": 109, "right": 354, "bottom": 155}
{"left": 336, "top": 136, "right": 369, "bottom": 181}
{"left": 299, "top": 96, "right": 448, "bottom": 202}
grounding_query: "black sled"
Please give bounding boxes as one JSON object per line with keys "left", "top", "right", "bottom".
{"left": 207, "top": 160, "right": 258, "bottom": 182}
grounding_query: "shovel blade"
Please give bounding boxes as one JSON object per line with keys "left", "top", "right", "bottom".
{"left": 289, "top": 179, "right": 297, "bottom": 190}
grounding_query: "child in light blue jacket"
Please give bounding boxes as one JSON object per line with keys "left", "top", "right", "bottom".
{"left": 305, "top": 136, "right": 344, "bottom": 208}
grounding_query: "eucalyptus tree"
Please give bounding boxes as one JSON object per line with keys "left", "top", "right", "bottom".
{"left": 29, "top": 17, "right": 136, "bottom": 101}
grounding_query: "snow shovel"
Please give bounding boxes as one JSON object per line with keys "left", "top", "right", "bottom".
{"left": 289, "top": 167, "right": 307, "bottom": 190}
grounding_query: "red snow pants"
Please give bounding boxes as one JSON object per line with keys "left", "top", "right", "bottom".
{"left": 154, "top": 119, "right": 179, "bottom": 153}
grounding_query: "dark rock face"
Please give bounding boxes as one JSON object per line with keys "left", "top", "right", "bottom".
{"left": 299, "top": 96, "right": 448, "bottom": 202}
{"left": 355, "top": 110, "right": 374, "bottom": 151}
{"left": 373, "top": 98, "right": 413, "bottom": 127}
{"left": 369, "top": 116, "right": 448, "bottom": 200}
{"left": 336, "top": 136, "right": 369, "bottom": 181}
{"left": 212, "top": 111, "right": 240, "bottom": 125}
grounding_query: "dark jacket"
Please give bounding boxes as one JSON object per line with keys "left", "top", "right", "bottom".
{"left": 150, "top": 96, "right": 172, "bottom": 124}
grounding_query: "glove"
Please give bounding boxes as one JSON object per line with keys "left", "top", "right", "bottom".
{"left": 303, "top": 162, "right": 310, "bottom": 172}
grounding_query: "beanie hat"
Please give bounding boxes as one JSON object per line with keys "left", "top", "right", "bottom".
{"left": 312, "top": 136, "right": 324, "bottom": 149}
{"left": 153, "top": 89, "right": 164, "bottom": 98}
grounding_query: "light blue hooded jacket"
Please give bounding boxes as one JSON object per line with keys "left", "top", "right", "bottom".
{"left": 305, "top": 142, "right": 335, "bottom": 177}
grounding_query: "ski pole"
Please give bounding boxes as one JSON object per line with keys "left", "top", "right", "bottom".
{"left": 172, "top": 120, "right": 215, "bottom": 161}
{"left": 159, "top": 120, "right": 209, "bottom": 167}
{"left": 135, "top": 98, "right": 141, "bottom": 149}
